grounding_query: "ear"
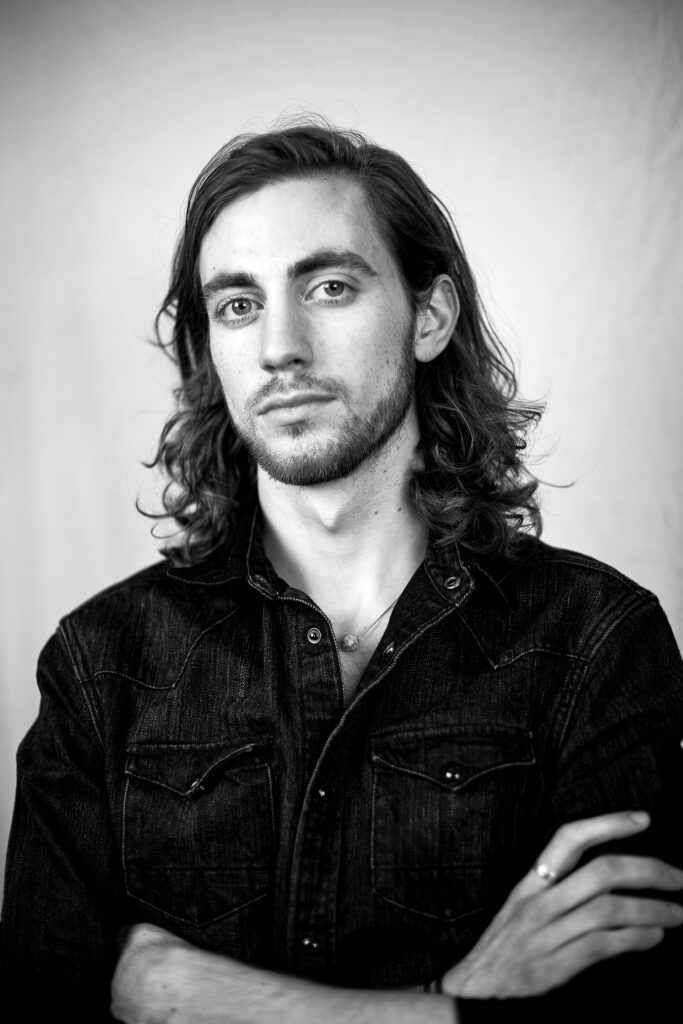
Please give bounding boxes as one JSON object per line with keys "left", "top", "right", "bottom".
{"left": 413, "top": 275, "right": 460, "bottom": 364}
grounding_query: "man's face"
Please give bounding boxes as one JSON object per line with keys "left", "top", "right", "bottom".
{"left": 199, "top": 175, "right": 417, "bottom": 486}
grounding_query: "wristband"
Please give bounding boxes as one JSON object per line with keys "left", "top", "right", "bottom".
{"left": 423, "top": 977, "right": 443, "bottom": 994}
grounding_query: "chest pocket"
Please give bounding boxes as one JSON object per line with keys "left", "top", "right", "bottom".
{"left": 371, "top": 727, "right": 535, "bottom": 922}
{"left": 123, "top": 737, "right": 274, "bottom": 927}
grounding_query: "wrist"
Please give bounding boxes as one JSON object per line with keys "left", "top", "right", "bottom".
{"left": 440, "top": 964, "right": 469, "bottom": 998}
{"left": 430, "top": 972, "right": 502, "bottom": 1024}
{"left": 423, "top": 974, "right": 472, "bottom": 1024}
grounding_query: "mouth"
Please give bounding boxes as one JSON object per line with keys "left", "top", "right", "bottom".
{"left": 257, "top": 392, "right": 336, "bottom": 415}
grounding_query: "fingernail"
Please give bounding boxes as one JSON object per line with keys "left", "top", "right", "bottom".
{"left": 629, "top": 811, "right": 650, "bottom": 825}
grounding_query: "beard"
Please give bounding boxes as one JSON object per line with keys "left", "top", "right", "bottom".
{"left": 229, "top": 320, "right": 416, "bottom": 487}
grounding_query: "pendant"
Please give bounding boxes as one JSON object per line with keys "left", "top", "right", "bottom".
{"left": 340, "top": 633, "right": 360, "bottom": 653}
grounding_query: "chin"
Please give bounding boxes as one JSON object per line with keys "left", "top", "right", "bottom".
{"left": 243, "top": 385, "right": 415, "bottom": 488}
{"left": 259, "top": 452, "right": 361, "bottom": 487}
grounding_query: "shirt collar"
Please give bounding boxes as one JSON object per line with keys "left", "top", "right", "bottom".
{"left": 166, "top": 505, "right": 511, "bottom": 610}
{"left": 165, "top": 507, "right": 255, "bottom": 587}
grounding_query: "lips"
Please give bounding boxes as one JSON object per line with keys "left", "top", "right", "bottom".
{"left": 258, "top": 392, "right": 335, "bottom": 414}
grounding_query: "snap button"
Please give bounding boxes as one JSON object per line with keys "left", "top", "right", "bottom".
{"left": 307, "top": 627, "right": 322, "bottom": 644}
{"left": 317, "top": 788, "right": 327, "bottom": 799}
{"left": 382, "top": 641, "right": 395, "bottom": 657}
{"left": 444, "top": 574, "right": 463, "bottom": 591}
{"left": 301, "top": 936, "right": 320, "bottom": 951}
{"left": 443, "top": 763, "right": 462, "bottom": 782}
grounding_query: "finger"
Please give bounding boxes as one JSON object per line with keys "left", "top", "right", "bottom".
{"left": 516, "top": 811, "right": 652, "bottom": 897}
{"left": 545, "top": 894, "right": 683, "bottom": 951}
{"left": 539, "top": 925, "right": 665, "bottom": 991}
{"left": 546, "top": 854, "right": 683, "bottom": 917}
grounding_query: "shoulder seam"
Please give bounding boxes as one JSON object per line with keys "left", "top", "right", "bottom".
{"left": 56, "top": 624, "right": 105, "bottom": 748}
{"left": 491, "top": 540, "right": 649, "bottom": 589}
{"left": 64, "top": 607, "right": 239, "bottom": 692}
{"left": 555, "top": 590, "right": 659, "bottom": 751}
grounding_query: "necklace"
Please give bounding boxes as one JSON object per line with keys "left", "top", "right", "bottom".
{"left": 337, "top": 597, "right": 400, "bottom": 653}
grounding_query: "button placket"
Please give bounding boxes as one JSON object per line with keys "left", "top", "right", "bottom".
{"left": 279, "top": 598, "right": 346, "bottom": 968}
{"left": 288, "top": 754, "right": 344, "bottom": 969}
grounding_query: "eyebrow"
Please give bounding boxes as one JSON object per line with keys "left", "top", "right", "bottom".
{"left": 201, "top": 248, "right": 378, "bottom": 302}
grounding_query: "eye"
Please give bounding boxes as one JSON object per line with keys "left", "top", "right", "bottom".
{"left": 320, "top": 281, "right": 346, "bottom": 298}
{"left": 230, "top": 298, "right": 254, "bottom": 317}
{"left": 215, "top": 296, "right": 262, "bottom": 326}
{"left": 308, "top": 280, "right": 354, "bottom": 304}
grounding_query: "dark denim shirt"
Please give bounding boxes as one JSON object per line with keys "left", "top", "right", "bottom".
{"left": 2, "top": 513, "right": 683, "bottom": 1021}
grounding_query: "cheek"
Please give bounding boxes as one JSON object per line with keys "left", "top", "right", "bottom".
{"left": 209, "top": 341, "right": 249, "bottom": 411}
{"left": 370, "top": 313, "right": 411, "bottom": 374}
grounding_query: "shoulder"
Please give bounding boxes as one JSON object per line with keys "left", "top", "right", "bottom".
{"left": 61, "top": 558, "right": 191, "bottom": 635}
{"left": 484, "top": 535, "right": 654, "bottom": 609}
{"left": 53, "top": 552, "right": 242, "bottom": 685}
{"left": 65, "top": 558, "right": 179, "bottom": 613}
{"left": 468, "top": 536, "right": 679, "bottom": 664}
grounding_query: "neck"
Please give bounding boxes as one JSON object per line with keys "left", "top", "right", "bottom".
{"left": 257, "top": 413, "right": 428, "bottom": 624}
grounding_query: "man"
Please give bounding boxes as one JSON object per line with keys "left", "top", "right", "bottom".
{"left": 2, "top": 122, "right": 682, "bottom": 1022}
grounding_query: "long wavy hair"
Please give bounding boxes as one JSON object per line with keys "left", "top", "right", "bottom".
{"left": 146, "top": 119, "right": 543, "bottom": 565}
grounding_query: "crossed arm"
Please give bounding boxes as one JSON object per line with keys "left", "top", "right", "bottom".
{"left": 4, "top": 605, "right": 683, "bottom": 1022}
{"left": 111, "top": 812, "right": 683, "bottom": 1024}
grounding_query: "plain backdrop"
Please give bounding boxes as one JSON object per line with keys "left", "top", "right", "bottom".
{"left": 1, "top": 0, "right": 682, "bottom": 887}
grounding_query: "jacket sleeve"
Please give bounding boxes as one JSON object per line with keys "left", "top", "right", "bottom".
{"left": 0, "top": 629, "right": 121, "bottom": 1022}
{"left": 530, "top": 592, "right": 683, "bottom": 1020}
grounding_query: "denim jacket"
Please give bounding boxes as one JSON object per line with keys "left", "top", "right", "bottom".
{"left": 2, "top": 513, "right": 683, "bottom": 1021}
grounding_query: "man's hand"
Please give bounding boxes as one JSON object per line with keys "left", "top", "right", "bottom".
{"left": 111, "top": 812, "right": 683, "bottom": 1021}
{"left": 442, "top": 810, "right": 683, "bottom": 999}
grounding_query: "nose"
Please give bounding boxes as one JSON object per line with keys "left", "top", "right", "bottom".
{"left": 258, "top": 300, "right": 313, "bottom": 372}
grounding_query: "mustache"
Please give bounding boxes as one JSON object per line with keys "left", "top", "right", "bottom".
{"left": 248, "top": 374, "right": 351, "bottom": 412}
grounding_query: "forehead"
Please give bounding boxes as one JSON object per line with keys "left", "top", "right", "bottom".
{"left": 198, "top": 175, "right": 396, "bottom": 279}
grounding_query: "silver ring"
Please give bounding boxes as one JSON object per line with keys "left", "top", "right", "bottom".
{"left": 533, "top": 861, "right": 558, "bottom": 884}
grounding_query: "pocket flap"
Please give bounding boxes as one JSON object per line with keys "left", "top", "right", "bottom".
{"left": 371, "top": 728, "right": 534, "bottom": 792}
{"left": 125, "top": 737, "right": 272, "bottom": 797}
